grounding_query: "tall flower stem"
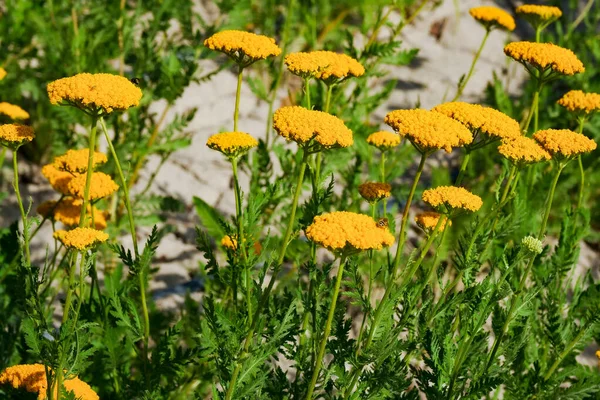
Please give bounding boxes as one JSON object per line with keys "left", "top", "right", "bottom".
{"left": 231, "top": 157, "right": 251, "bottom": 319}
{"left": 455, "top": 150, "right": 471, "bottom": 186}
{"left": 306, "top": 253, "right": 348, "bottom": 400}
{"left": 12, "top": 149, "right": 31, "bottom": 265}
{"left": 79, "top": 116, "right": 98, "bottom": 227}
{"left": 225, "top": 150, "right": 309, "bottom": 400}
{"left": 357, "top": 204, "right": 377, "bottom": 345}
{"left": 314, "top": 84, "right": 334, "bottom": 183}
{"left": 380, "top": 152, "right": 387, "bottom": 216}
{"left": 451, "top": 28, "right": 490, "bottom": 102}
{"left": 234, "top": 65, "right": 244, "bottom": 132}
{"left": 576, "top": 117, "right": 586, "bottom": 209}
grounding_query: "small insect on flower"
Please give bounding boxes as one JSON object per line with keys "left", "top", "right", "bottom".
{"left": 376, "top": 218, "right": 389, "bottom": 229}
{"left": 130, "top": 77, "right": 141, "bottom": 86}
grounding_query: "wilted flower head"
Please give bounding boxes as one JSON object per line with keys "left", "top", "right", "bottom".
{"left": 422, "top": 186, "right": 483, "bottom": 214}
{"left": 384, "top": 109, "right": 472, "bottom": 154}
{"left": 533, "top": 129, "right": 597, "bottom": 160}
{"left": 0, "top": 363, "right": 99, "bottom": 400}
{"left": 284, "top": 51, "right": 364, "bottom": 83}
{"left": 469, "top": 6, "right": 516, "bottom": 31}
{"left": 54, "top": 227, "right": 109, "bottom": 250}
{"left": 67, "top": 172, "right": 119, "bottom": 200}
{"left": 557, "top": 90, "right": 600, "bottom": 115}
{"left": 206, "top": 131, "right": 258, "bottom": 158}
{"left": 516, "top": 5, "right": 562, "bottom": 28}
{"left": 204, "top": 30, "right": 281, "bottom": 66}
{"left": 47, "top": 73, "right": 142, "bottom": 114}
{"left": 306, "top": 211, "right": 395, "bottom": 254}
{"left": 273, "top": 106, "right": 353, "bottom": 152}
{"left": 498, "top": 136, "right": 551, "bottom": 166}
{"left": 366, "top": 131, "right": 401, "bottom": 151}
{"left": 521, "top": 235, "right": 543, "bottom": 255}
{"left": 358, "top": 182, "right": 391, "bottom": 203}
{"left": 0, "top": 102, "right": 29, "bottom": 121}
{"left": 53, "top": 149, "right": 108, "bottom": 173}
{"left": 37, "top": 198, "right": 108, "bottom": 230}
{"left": 0, "top": 124, "right": 35, "bottom": 149}
{"left": 504, "top": 42, "right": 584, "bottom": 77}
{"left": 415, "top": 211, "right": 452, "bottom": 233}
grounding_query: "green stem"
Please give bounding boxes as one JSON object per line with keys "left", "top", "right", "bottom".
{"left": 12, "top": 149, "right": 31, "bottom": 265}
{"left": 357, "top": 204, "right": 377, "bottom": 345}
{"left": 455, "top": 150, "right": 471, "bottom": 186}
{"left": 79, "top": 116, "right": 98, "bottom": 227}
{"left": 537, "top": 163, "right": 564, "bottom": 240}
{"left": 306, "top": 254, "right": 348, "bottom": 399}
{"left": 62, "top": 252, "right": 77, "bottom": 325}
{"left": 535, "top": 26, "right": 541, "bottom": 43}
{"left": 451, "top": 28, "right": 490, "bottom": 102}
{"left": 576, "top": 117, "right": 586, "bottom": 209}
{"left": 234, "top": 65, "right": 244, "bottom": 131}
{"left": 305, "top": 78, "right": 312, "bottom": 110}
{"left": 524, "top": 80, "right": 543, "bottom": 136}
{"left": 543, "top": 326, "right": 587, "bottom": 381}
{"left": 380, "top": 152, "right": 387, "bottom": 216}
{"left": 231, "top": 157, "right": 251, "bottom": 320}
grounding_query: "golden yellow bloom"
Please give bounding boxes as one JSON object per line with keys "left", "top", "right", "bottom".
{"left": 54, "top": 227, "right": 109, "bottom": 250}
{"left": 206, "top": 131, "right": 258, "bottom": 158}
{"left": 384, "top": 109, "right": 472, "bottom": 153}
{"left": 53, "top": 149, "right": 108, "bottom": 173}
{"left": 533, "top": 129, "right": 597, "bottom": 159}
{"left": 0, "top": 124, "right": 35, "bottom": 148}
{"left": 42, "top": 164, "right": 74, "bottom": 195}
{"left": 0, "top": 102, "right": 29, "bottom": 120}
{"left": 415, "top": 211, "right": 452, "bottom": 233}
{"left": 47, "top": 73, "right": 142, "bottom": 114}
{"left": 504, "top": 42, "right": 584, "bottom": 76}
{"left": 284, "top": 51, "right": 365, "bottom": 81}
{"left": 273, "top": 106, "right": 353, "bottom": 150}
{"left": 0, "top": 67, "right": 6, "bottom": 81}
{"left": 358, "top": 182, "right": 391, "bottom": 203}
{"left": 557, "top": 90, "right": 600, "bottom": 115}
{"left": 0, "top": 363, "right": 99, "bottom": 400}
{"left": 204, "top": 30, "right": 281, "bottom": 64}
{"left": 366, "top": 131, "right": 401, "bottom": 151}
{"left": 37, "top": 198, "right": 108, "bottom": 230}
{"left": 469, "top": 6, "right": 516, "bottom": 31}
{"left": 498, "top": 136, "right": 551, "bottom": 165}
{"left": 306, "top": 211, "right": 395, "bottom": 253}
{"left": 422, "top": 186, "right": 483, "bottom": 213}
{"left": 432, "top": 102, "right": 521, "bottom": 142}
{"left": 516, "top": 5, "right": 562, "bottom": 22}
{"left": 67, "top": 172, "right": 119, "bottom": 200}
{"left": 221, "top": 235, "right": 238, "bottom": 251}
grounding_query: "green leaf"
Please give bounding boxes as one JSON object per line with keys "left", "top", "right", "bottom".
{"left": 193, "top": 196, "right": 226, "bottom": 240}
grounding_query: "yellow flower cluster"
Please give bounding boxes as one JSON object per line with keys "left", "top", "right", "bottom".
{"left": 384, "top": 109, "right": 472, "bottom": 153}
{"left": 206, "top": 131, "right": 258, "bottom": 157}
{"left": 306, "top": 211, "right": 395, "bottom": 253}
{"left": 42, "top": 164, "right": 73, "bottom": 194}
{"left": 47, "top": 73, "right": 142, "bottom": 114}
{"left": 204, "top": 30, "right": 281, "bottom": 63}
{"left": 37, "top": 198, "right": 108, "bottom": 230}
{"left": 415, "top": 211, "right": 451, "bottom": 233}
{"left": 221, "top": 235, "right": 238, "bottom": 251}
{"left": 358, "top": 182, "right": 391, "bottom": 202}
{"left": 0, "top": 124, "right": 35, "bottom": 148}
{"left": 557, "top": 90, "right": 600, "bottom": 114}
{"left": 284, "top": 51, "right": 365, "bottom": 81}
{"left": 504, "top": 42, "right": 584, "bottom": 76}
{"left": 422, "top": 186, "right": 483, "bottom": 213}
{"left": 366, "top": 131, "right": 401, "bottom": 151}
{"left": 0, "top": 102, "right": 29, "bottom": 120}
{"left": 54, "top": 227, "right": 109, "bottom": 250}
{"left": 533, "top": 129, "right": 597, "bottom": 159}
{"left": 516, "top": 5, "right": 562, "bottom": 21}
{"left": 0, "top": 364, "right": 99, "bottom": 400}
{"left": 273, "top": 106, "right": 353, "bottom": 150}
{"left": 67, "top": 172, "right": 119, "bottom": 200}
{"left": 432, "top": 102, "right": 521, "bottom": 141}
{"left": 497, "top": 136, "right": 551, "bottom": 165}
{"left": 469, "top": 6, "right": 516, "bottom": 31}
{"left": 0, "top": 67, "right": 6, "bottom": 80}
{"left": 53, "top": 149, "right": 108, "bottom": 173}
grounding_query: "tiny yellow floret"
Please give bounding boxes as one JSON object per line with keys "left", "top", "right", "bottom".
{"left": 516, "top": 5, "right": 562, "bottom": 21}
{"left": 504, "top": 41, "right": 584, "bottom": 76}
{"left": 358, "top": 182, "right": 391, "bottom": 203}
{"left": 273, "top": 106, "right": 353, "bottom": 150}
{"left": 54, "top": 227, "right": 109, "bottom": 250}
{"left": 306, "top": 211, "right": 395, "bottom": 253}
{"left": 37, "top": 198, "right": 108, "bottom": 230}
{"left": 0, "top": 102, "right": 29, "bottom": 120}
{"left": 533, "top": 129, "right": 597, "bottom": 159}
{"left": 384, "top": 109, "right": 472, "bottom": 153}
{"left": 498, "top": 136, "right": 551, "bottom": 165}
{"left": 206, "top": 131, "right": 258, "bottom": 158}
{"left": 469, "top": 6, "right": 516, "bottom": 31}
{"left": 204, "top": 30, "right": 281, "bottom": 64}
{"left": 0, "top": 124, "right": 35, "bottom": 148}
{"left": 366, "top": 131, "right": 401, "bottom": 151}
{"left": 557, "top": 90, "right": 600, "bottom": 115}
{"left": 53, "top": 149, "right": 108, "bottom": 173}
{"left": 47, "top": 73, "right": 142, "bottom": 114}
{"left": 284, "top": 51, "right": 365, "bottom": 81}
{"left": 422, "top": 186, "right": 483, "bottom": 213}
{"left": 67, "top": 172, "right": 119, "bottom": 200}
{"left": 415, "top": 211, "right": 452, "bottom": 233}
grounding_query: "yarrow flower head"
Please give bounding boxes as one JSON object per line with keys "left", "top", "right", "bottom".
{"left": 204, "top": 30, "right": 281, "bottom": 66}
{"left": 432, "top": 102, "right": 521, "bottom": 145}
{"left": 366, "top": 131, "right": 401, "bottom": 151}
{"left": 67, "top": 172, "right": 119, "bottom": 200}
{"left": 37, "top": 198, "right": 108, "bottom": 230}
{"left": 504, "top": 42, "right": 584, "bottom": 78}
{"left": 284, "top": 51, "right": 365, "bottom": 83}
{"left": 384, "top": 109, "right": 472, "bottom": 154}
{"left": 521, "top": 235, "right": 543, "bottom": 255}
{"left": 42, "top": 164, "right": 73, "bottom": 194}
{"left": 0, "top": 363, "right": 99, "bottom": 400}
{"left": 557, "top": 90, "right": 600, "bottom": 115}
{"left": 516, "top": 5, "right": 562, "bottom": 29}
{"left": 273, "top": 106, "right": 353, "bottom": 151}
{"left": 498, "top": 136, "right": 551, "bottom": 166}
{"left": 358, "top": 182, "right": 391, "bottom": 203}
{"left": 533, "top": 129, "right": 597, "bottom": 160}
{"left": 206, "top": 131, "right": 258, "bottom": 158}
{"left": 0, "top": 102, "right": 29, "bottom": 121}
{"left": 0, "top": 124, "right": 35, "bottom": 149}
{"left": 422, "top": 186, "right": 483, "bottom": 214}
{"left": 53, "top": 149, "right": 108, "bottom": 173}
{"left": 54, "top": 227, "right": 109, "bottom": 250}
{"left": 415, "top": 211, "right": 452, "bottom": 233}
{"left": 47, "top": 73, "right": 142, "bottom": 114}
{"left": 469, "top": 6, "right": 516, "bottom": 31}
{"left": 306, "top": 211, "right": 394, "bottom": 254}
